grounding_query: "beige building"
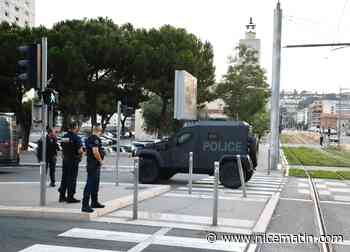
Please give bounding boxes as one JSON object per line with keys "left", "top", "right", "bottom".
{"left": 0, "top": 0, "right": 35, "bottom": 27}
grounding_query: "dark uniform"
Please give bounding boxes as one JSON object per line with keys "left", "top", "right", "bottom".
{"left": 46, "top": 134, "right": 60, "bottom": 186}
{"left": 59, "top": 130, "right": 82, "bottom": 202}
{"left": 82, "top": 134, "right": 105, "bottom": 212}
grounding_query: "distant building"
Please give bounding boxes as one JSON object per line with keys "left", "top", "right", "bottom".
{"left": 239, "top": 17, "right": 261, "bottom": 61}
{"left": 205, "top": 18, "right": 261, "bottom": 119}
{"left": 0, "top": 0, "right": 35, "bottom": 27}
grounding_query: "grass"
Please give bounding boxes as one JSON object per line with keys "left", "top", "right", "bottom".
{"left": 282, "top": 147, "right": 350, "bottom": 167}
{"left": 289, "top": 168, "right": 350, "bottom": 180}
{"left": 280, "top": 134, "right": 293, "bottom": 144}
{"left": 288, "top": 168, "right": 306, "bottom": 177}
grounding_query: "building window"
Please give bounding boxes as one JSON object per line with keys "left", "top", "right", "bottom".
{"left": 15, "top": 6, "right": 20, "bottom": 12}
{"left": 5, "top": 11, "right": 9, "bottom": 17}
{"left": 25, "top": 11, "right": 29, "bottom": 16}
{"left": 5, "top": 1, "right": 9, "bottom": 7}
{"left": 15, "top": 17, "right": 19, "bottom": 22}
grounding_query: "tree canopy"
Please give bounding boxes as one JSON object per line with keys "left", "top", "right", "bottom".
{"left": 0, "top": 19, "right": 216, "bottom": 146}
{"left": 215, "top": 45, "right": 270, "bottom": 138}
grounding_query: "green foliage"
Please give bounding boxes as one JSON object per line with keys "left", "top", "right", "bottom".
{"left": 215, "top": 44, "right": 269, "bottom": 124}
{"left": 288, "top": 168, "right": 350, "bottom": 180}
{"left": 138, "top": 25, "right": 216, "bottom": 131}
{"left": 283, "top": 147, "right": 350, "bottom": 167}
{"left": 141, "top": 94, "right": 180, "bottom": 136}
{"left": 0, "top": 19, "right": 215, "bottom": 138}
{"left": 288, "top": 168, "right": 306, "bottom": 177}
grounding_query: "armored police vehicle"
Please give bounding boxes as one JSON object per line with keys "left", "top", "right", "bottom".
{"left": 136, "top": 121, "right": 257, "bottom": 188}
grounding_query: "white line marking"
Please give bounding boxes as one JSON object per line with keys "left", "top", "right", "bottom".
{"left": 60, "top": 228, "right": 247, "bottom": 251}
{"left": 95, "top": 216, "right": 252, "bottom": 234}
{"left": 318, "top": 190, "right": 331, "bottom": 196}
{"left": 328, "top": 188, "right": 350, "bottom": 193}
{"left": 253, "top": 192, "right": 280, "bottom": 233}
{"left": 154, "top": 234, "right": 246, "bottom": 251}
{"left": 298, "top": 189, "right": 310, "bottom": 194}
{"left": 59, "top": 228, "right": 149, "bottom": 243}
{"left": 279, "top": 197, "right": 312, "bottom": 202}
{"left": 325, "top": 181, "right": 347, "bottom": 187}
{"left": 333, "top": 196, "right": 350, "bottom": 202}
{"left": 177, "top": 187, "right": 281, "bottom": 194}
{"left": 127, "top": 227, "right": 171, "bottom": 252}
{"left": 110, "top": 210, "right": 255, "bottom": 228}
{"left": 297, "top": 183, "right": 309, "bottom": 188}
{"left": 19, "top": 244, "right": 119, "bottom": 252}
{"left": 164, "top": 192, "right": 268, "bottom": 202}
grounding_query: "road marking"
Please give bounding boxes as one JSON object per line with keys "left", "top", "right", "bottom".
{"left": 109, "top": 210, "right": 255, "bottom": 228}
{"left": 333, "top": 195, "right": 350, "bottom": 202}
{"left": 177, "top": 187, "right": 282, "bottom": 195}
{"left": 318, "top": 190, "right": 332, "bottom": 195}
{"left": 298, "top": 189, "right": 310, "bottom": 194}
{"left": 279, "top": 197, "right": 312, "bottom": 202}
{"left": 253, "top": 192, "right": 280, "bottom": 233}
{"left": 328, "top": 187, "right": 350, "bottom": 193}
{"left": 95, "top": 216, "right": 252, "bottom": 234}
{"left": 324, "top": 181, "right": 347, "bottom": 187}
{"left": 59, "top": 228, "right": 149, "bottom": 243}
{"left": 127, "top": 227, "right": 171, "bottom": 252}
{"left": 19, "top": 244, "right": 119, "bottom": 252}
{"left": 60, "top": 228, "right": 247, "bottom": 252}
{"left": 164, "top": 192, "right": 268, "bottom": 202}
{"left": 298, "top": 182, "right": 309, "bottom": 188}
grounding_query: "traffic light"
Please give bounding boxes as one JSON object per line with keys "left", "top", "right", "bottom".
{"left": 17, "top": 44, "right": 41, "bottom": 90}
{"left": 42, "top": 88, "right": 58, "bottom": 105}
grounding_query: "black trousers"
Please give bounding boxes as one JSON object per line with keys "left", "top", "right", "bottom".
{"left": 83, "top": 165, "right": 101, "bottom": 207}
{"left": 59, "top": 158, "right": 80, "bottom": 198}
{"left": 46, "top": 156, "right": 57, "bottom": 184}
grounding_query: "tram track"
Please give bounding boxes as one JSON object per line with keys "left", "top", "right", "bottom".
{"left": 288, "top": 148, "right": 335, "bottom": 252}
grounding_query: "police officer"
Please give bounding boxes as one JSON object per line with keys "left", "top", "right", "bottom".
{"left": 58, "top": 122, "right": 84, "bottom": 203}
{"left": 46, "top": 128, "right": 60, "bottom": 187}
{"left": 37, "top": 128, "right": 60, "bottom": 187}
{"left": 82, "top": 125, "right": 105, "bottom": 213}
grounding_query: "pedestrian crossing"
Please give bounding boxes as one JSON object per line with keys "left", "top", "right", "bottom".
{"left": 297, "top": 178, "right": 350, "bottom": 202}
{"left": 180, "top": 173, "right": 287, "bottom": 197}
{"left": 19, "top": 226, "right": 252, "bottom": 252}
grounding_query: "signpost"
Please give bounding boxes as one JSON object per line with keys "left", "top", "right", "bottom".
{"left": 40, "top": 37, "right": 48, "bottom": 206}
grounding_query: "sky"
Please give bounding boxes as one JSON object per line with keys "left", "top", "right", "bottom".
{"left": 35, "top": 0, "right": 350, "bottom": 93}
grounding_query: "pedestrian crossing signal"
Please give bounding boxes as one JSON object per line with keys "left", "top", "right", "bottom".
{"left": 42, "top": 88, "right": 58, "bottom": 105}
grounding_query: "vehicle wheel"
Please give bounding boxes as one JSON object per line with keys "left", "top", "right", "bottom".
{"left": 160, "top": 170, "right": 176, "bottom": 180}
{"left": 219, "top": 161, "right": 242, "bottom": 189}
{"left": 242, "top": 158, "right": 254, "bottom": 182}
{"left": 244, "top": 169, "right": 254, "bottom": 182}
{"left": 139, "top": 158, "right": 159, "bottom": 184}
{"left": 248, "top": 138, "right": 258, "bottom": 168}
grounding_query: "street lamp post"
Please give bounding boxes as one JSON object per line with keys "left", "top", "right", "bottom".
{"left": 338, "top": 88, "right": 350, "bottom": 147}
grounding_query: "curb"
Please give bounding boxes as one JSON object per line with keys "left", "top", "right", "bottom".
{"left": 252, "top": 192, "right": 280, "bottom": 234}
{"left": 19, "top": 163, "right": 133, "bottom": 170}
{"left": 0, "top": 185, "right": 171, "bottom": 221}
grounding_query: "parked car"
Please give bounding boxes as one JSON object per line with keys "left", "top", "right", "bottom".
{"left": 131, "top": 141, "right": 154, "bottom": 156}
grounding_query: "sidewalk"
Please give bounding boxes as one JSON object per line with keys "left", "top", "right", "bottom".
{"left": 0, "top": 181, "right": 170, "bottom": 220}
{"left": 100, "top": 143, "right": 287, "bottom": 236}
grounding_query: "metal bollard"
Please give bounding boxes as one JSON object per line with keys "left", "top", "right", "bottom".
{"left": 267, "top": 148, "right": 271, "bottom": 175}
{"left": 188, "top": 152, "right": 193, "bottom": 194}
{"left": 133, "top": 157, "right": 139, "bottom": 220}
{"left": 247, "top": 155, "right": 254, "bottom": 171}
{"left": 236, "top": 155, "right": 247, "bottom": 198}
{"left": 212, "top": 161, "right": 219, "bottom": 226}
